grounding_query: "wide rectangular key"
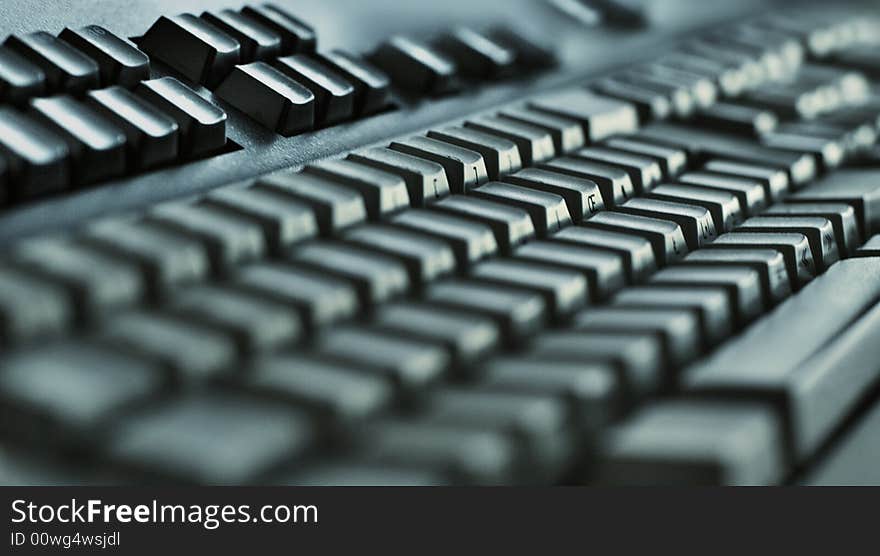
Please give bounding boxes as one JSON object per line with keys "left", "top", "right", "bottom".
{"left": 430, "top": 195, "right": 534, "bottom": 253}
{"left": 554, "top": 226, "right": 657, "bottom": 283}
{"left": 0, "top": 267, "right": 72, "bottom": 346}
{"left": 736, "top": 215, "right": 839, "bottom": 271}
{"left": 392, "top": 209, "right": 497, "bottom": 266}
{"left": 710, "top": 232, "right": 816, "bottom": 288}
{"left": 4, "top": 32, "right": 99, "bottom": 93}
{"left": 586, "top": 211, "right": 687, "bottom": 265}
{"left": 369, "top": 36, "right": 457, "bottom": 95}
{"left": 139, "top": 14, "right": 240, "bottom": 87}
{"left": 427, "top": 126, "right": 522, "bottom": 179}
{"left": 275, "top": 55, "right": 355, "bottom": 125}
{"left": 541, "top": 157, "right": 635, "bottom": 206}
{"left": 615, "top": 197, "right": 716, "bottom": 250}
{"left": 304, "top": 158, "right": 410, "bottom": 218}
{"left": 215, "top": 62, "right": 314, "bottom": 135}
{"left": 604, "top": 137, "right": 687, "bottom": 178}
{"left": 648, "top": 184, "right": 742, "bottom": 233}
{"left": 389, "top": 136, "right": 488, "bottom": 193}
{"left": 426, "top": 279, "right": 547, "bottom": 343}
{"left": 465, "top": 115, "right": 555, "bottom": 166}
{"left": 135, "top": 77, "right": 226, "bottom": 157}
{"left": 107, "top": 391, "right": 314, "bottom": 484}
{"left": 348, "top": 147, "right": 450, "bottom": 206}
{"left": 254, "top": 171, "right": 366, "bottom": 234}
{"left": 374, "top": 301, "right": 499, "bottom": 369}
{"left": 528, "top": 88, "right": 639, "bottom": 141}
{"left": 692, "top": 101, "right": 778, "bottom": 136}
{"left": 764, "top": 203, "right": 861, "bottom": 257}
{"left": 0, "top": 108, "right": 69, "bottom": 199}
{"left": 702, "top": 159, "right": 789, "bottom": 202}
{"left": 684, "top": 248, "right": 791, "bottom": 305}
{"left": 590, "top": 77, "right": 672, "bottom": 121}
{"left": 791, "top": 168, "right": 880, "bottom": 236}
{"left": 344, "top": 223, "right": 455, "bottom": 284}
{"left": 599, "top": 401, "right": 783, "bottom": 485}
{"left": 58, "top": 25, "right": 150, "bottom": 87}
{"left": 434, "top": 27, "right": 515, "bottom": 79}
{"left": 317, "top": 50, "right": 390, "bottom": 116}
{"left": 200, "top": 10, "right": 282, "bottom": 63}
{"left": 573, "top": 146, "right": 662, "bottom": 193}
{"left": 498, "top": 106, "right": 585, "bottom": 153}
{"left": 288, "top": 240, "right": 409, "bottom": 306}
{"left": 686, "top": 258, "right": 880, "bottom": 462}
{"left": 29, "top": 94, "right": 127, "bottom": 184}
{"left": 0, "top": 45, "right": 46, "bottom": 104}
{"left": 234, "top": 262, "right": 358, "bottom": 331}
{"left": 502, "top": 168, "right": 604, "bottom": 223}
{"left": 514, "top": 240, "right": 626, "bottom": 300}
{"left": 678, "top": 171, "right": 767, "bottom": 216}
{"left": 650, "top": 265, "right": 764, "bottom": 325}
{"left": 241, "top": 4, "right": 316, "bottom": 54}
{"left": 85, "top": 86, "right": 179, "bottom": 171}
{"left": 470, "top": 181, "right": 571, "bottom": 236}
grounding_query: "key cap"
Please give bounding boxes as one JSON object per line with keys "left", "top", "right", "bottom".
{"left": 171, "top": 285, "right": 302, "bottom": 353}
{"left": 574, "top": 146, "right": 662, "bottom": 193}
{"left": 234, "top": 262, "right": 358, "bottom": 331}
{"left": 85, "top": 86, "right": 179, "bottom": 171}
{"left": 202, "top": 185, "right": 317, "bottom": 252}
{"left": 613, "top": 286, "right": 733, "bottom": 346}
{"left": 374, "top": 302, "right": 499, "bottom": 369}
{"left": 642, "top": 63, "right": 718, "bottom": 108}
{"left": 254, "top": 171, "right": 366, "bottom": 234}
{"left": 648, "top": 184, "right": 742, "bottom": 233}
{"left": 304, "top": 158, "right": 410, "bottom": 218}
{"left": 470, "top": 181, "right": 571, "bottom": 236}
{"left": 702, "top": 159, "right": 789, "bottom": 202}
{"left": 0, "top": 342, "right": 163, "bottom": 447}
{"left": 13, "top": 239, "right": 143, "bottom": 321}
{"left": 465, "top": 115, "right": 555, "bottom": 166}
{"left": 684, "top": 248, "right": 791, "bottom": 305}
{"left": 4, "top": 31, "right": 99, "bottom": 93}
{"left": 344, "top": 224, "right": 455, "bottom": 284}
{"left": 710, "top": 232, "right": 816, "bottom": 288}
{"left": 791, "top": 168, "right": 880, "bottom": 236}
{"left": 0, "top": 267, "right": 72, "bottom": 346}
{"left": 275, "top": 55, "right": 355, "bottom": 125}
{"left": 389, "top": 136, "right": 488, "bottom": 193}
{"left": 214, "top": 61, "right": 314, "bottom": 135}
{"left": 101, "top": 311, "right": 236, "bottom": 380}
{"left": 502, "top": 168, "right": 604, "bottom": 222}
{"left": 426, "top": 279, "right": 547, "bottom": 343}
{"left": 650, "top": 265, "right": 764, "bottom": 325}
{"left": 289, "top": 240, "right": 409, "bottom": 306}
{"left": 498, "top": 106, "right": 585, "bottom": 153}
{"left": 0, "top": 45, "right": 45, "bottom": 104}
{"left": 139, "top": 14, "right": 240, "bottom": 87}
{"left": 427, "top": 126, "right": 522, "bottom": 179}
{"left": 599, "top": 401, "right": 783, "bottom": 485}
{"left": 317, "top": 50, "right": 390, "bottom": 116}
{"left": 805, "top": 394, "right": 880, "bottom": 486}
{"left": 369, "top": 36, "right": 457, "bottom": 95}
{"left": 28, "top": 95, "right": 126, "bottom": 184}
{"left": 107, "top": 391, "right": 314, "bottom": 484}
{"left": 686, "top": 258, "right": 880, "bottom": 462}
{"left": 590, "top": 77, "right": 672, "bottom": 121}
{"left": 434, "top": 27, "right": 515, "bottom": 79}
{"left": 693, "top": 101, "right": 778, "bottom": 136}
{"left": 735, "top": 215, "right": 839, "bottom": 271}
{"left": 586, "top": 211, "right": 688, "bottom": 265}
{"left": 528, "top": 88, "right": 639, "bottom": 141}
{"left": 392, "top": 209, "right": 497, "bottom": 266}
{"left": 58, "top": 25, "right": 150, "bottom": 87}
{"left": 554, "top": 226, "right": 656, "bottom": 283}
{"left": 604, "top": 137, "right": 687, "bottom": 178}
{"left": 240, "top": 4, "right": 316, "bottom": 54}
{"left": 541, "top": 157, "right": 635, "bottom": 206}
{"left": 200, "top": 10, "right": 282, "bottom": 63}
{"left": 471, "top": 259, "right": 588, "bottom": 320}
{"left": 514, "top": 240, "right": 626, "bottom": 300}
{"left": 761, "top": 128, "right": 844, "bottom": 170}
{"left": 145, "top": 203, "right": 265, "bottom": 272}
{"left": 0, "top": 108, "right": 69, "bottom": 199}
{"left": 348, "top": 147, "right": 450, "bottom": 206}
{"left": 655, "top": 51, "right": 747, "bottom": 97}
{"left": 613, "top": 71, "right": 695, "bottom": 118}
{"left": 615, "top": 197, "right": 716, "bottom": 250}
{"left": 135, "top": 77, "right": 226, "bottom": 157}
{"left": 247, "top": 354, "right": 393, "bottom": 425}
{"left": 678, "top": 171, "right": 767, "bottom": 217}
{"left": 430, "top": 195, "right": 534, "bottom": 253}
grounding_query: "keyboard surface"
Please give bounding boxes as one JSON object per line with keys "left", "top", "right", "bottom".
{"left": 1, "top": 0, "right": 880, "bottom": 485}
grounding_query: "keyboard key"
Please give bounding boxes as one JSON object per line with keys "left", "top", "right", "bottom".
{"left": 348, "top": 147, "right": 450, "bottom": 206}
{"left": 528, "top": 88, "right": 639, "bottom": 142}
{"left": 761, "top": 128, "right": 844, "bottom": 170}
{"left": 200, "top": 10, "right": 282, "bottom": 63}
{"left": 317, "top": 50, "right": 390, "bottom": 116}
{"left": 4, "top": 31, "right": 99, "bottom": 93}
{"left": 139, "top": 14, "right": 240, "bottom": 87}
{"left": 791, "top": 168, "right": 880, "bottom": 236}
{"left": 430, "top": 195, "right": 534, "bottom": 253}
{"left": 655, "top": 51, "right": 748, "bottom": 97}
{"left": 369, "top": 36, "right": 458, "bottom": 95}
{"left": 275, "top": 55, "right": 355, "bottom": 125}
{"left": 58, "top": 25, "right": 150, "bottom": 87}
{"left": 692, "top": 101, "right": 778, "bottom": 136}
{"left": 764, "top": 203, "right": 861, "bottom": 257}
{"left": 642, "top": 63, "right": 717, "bottom": 108}
{"left": 427, "top": 126, "right": 522, "bottom": 179}
{"left": 599, "top": 401, "right": 783, "bottom": 485}
{"left": 573, "top": 146, "right": 662, "bottom": 193}
{"left": 392, "top": 209, "right": 497, "bottom": 266}
{"left": 389, "top": 136, "right": 488, "bottom": 193}
{"left": 498, "top": 106, "right": 585, "bottom": 153}
{"left": 304, "top": 158, "right": 410, "bottom": 217}
{"left": 486, "top": 25, "right": 556, "bottom": 71}
{"left": 613, "top": 70, "right": 694, "bottom": 117}
{"left": 240, "top": 4, "right": 316, "bottom": 54}
{"left": 648, "top": 184, "right": 743, "bottom": 233}
{"left": 470, "top": 181, "right": 571, "bottom": 236}
{"left": 255, "top": 171, "right": 366, "bottom": 234}
{"left": 554, "top": 226, "right": 657, "bottom": 283}
{"left": 434, "top": 27, "right": 515, "bottom": 79}
{"left": 702, "top": 159, "right": 789, "bottom": 202}
{"left": 514, "top": 240, "right": 626, "bottom": 300}
{"left": 604, "top": 137, "right": 687, "bottom": 178}
{"left": 711, "top": 232, "right": 816, "bottom": 288}
{"left": 684, "top": 248, "right": 791, "bottom": 305}
{"left": 344, "top": 224, "right": 456, "bottom": 284}
{"left": 591, "top": 77, "right": 672, "bottom": 121}
{"left": 0, "top": 267, "right": 72, "bottom": 346}
{"left": 0, "top": 45, "right": 46, "bottom": 104}
{"left": 502, "top": 168, "right": 604, "bottom": 222}
{"left": 678, "top": 171, "right": 768, "bottom": 217}
{"left": 0, "top": 108, "right": 69, "bottom": 199}
{"left": 107, "top": 391, "right": 314, "bottom": 484}
{"left": 135, "top": 77, "right": 226, "bottom": 157}
{"left": 736, "top": 215, "right": 839, "bottom": 271}
{"left": 215, "top": 62, "right": 314, "bottom": 135}
{"left": 85, "top": 86, "right": 179, "bottom": 171}
{"left": 465, "top": 115, "right": 555, "bottom": 166}
{"left": 615, "top": 197, "right": 716, "bottom": 250}
{"left": 541, "top": 157, "right": 635, "bottom": 206}
{"left": 586, "top": 211, "right": 688, "bottom": 265}
{"left": 650, "top": 265, "right": 764, "bottom": 325}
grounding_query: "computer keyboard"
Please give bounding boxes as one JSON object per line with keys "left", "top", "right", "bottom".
{"left": 1, "top": 0, "right": 880, "bottom": 485}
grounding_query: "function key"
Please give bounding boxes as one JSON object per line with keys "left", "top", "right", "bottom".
{"left": 0, "top": 108, "right": 70, "bottom": 199}
{"left": 434, "top": 27, "right": 516, "bottom": 79}
{"left": 317, "top": 50, "right": 391, "bottom": 116}
{"left": 139, "top": 14, "right": 240, "bottom": 88}
{"left": 58, "top": 25, "right": 150, "bottom": 88}
{"left": 0, "top": 45, "right": 46, "bottom": 104}
{"left": 241, "top": 4, "right": 316, "bottom": 54}
{"left": 201, "top": 9, "right": 282, "bottom": 63}
{"left": 4, "top": 31, "right": 100, "bottom": 94}
{"left": 369, "top": 36, "right": 458, "bottom": 96}
{"left": 274, "top": 55, "right": 354, "bottom": 125}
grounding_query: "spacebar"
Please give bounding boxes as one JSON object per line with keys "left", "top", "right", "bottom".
{"left": 684, "top": 257, "right": 880, "bottom": 463}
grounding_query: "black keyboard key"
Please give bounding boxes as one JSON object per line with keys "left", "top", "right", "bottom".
{"left": 427, "top": 126, "right": 522, "bottom": 180}
{"left": 465, "top": 115, "right": 555, "bottom": 166}
{"left": 765, "top": 202, "right": 861, "bottom": 257}
{"left": 692, "top": 101, "right": 778, "bottom": 136}
{"left": 240, "top": 4, "right": 316, "bottom": 54}
{"left": 529, "top": 88, "right": 639, "bottom": 142}
{"left": 0, "top": 108, "right": 69, "bottom": 199}
{"left": 586, "top": 211, "right": 688, "bottom": 265}
{"left": 348, "top": 147, "right": 450, "bottom": 206}
{"left": 702, "top": 159, "right": 789, "bottom": 202}
{"left": 502, "top": 168, "right": 604, "bottom": 223}
{"left": 4, "top": 31, "right": 99, "bottom": 93}
{"left": 650, "top": 265, "right": 764, "bottom": 325}
{"left": 304, "top": 158, "right": 410, "bottom": 217}
{"left": 430, "top": 195, "right": 534, "bottom": 253}
{"left": 591, "top": 76, "right": 672, "bottom": 121}
{"left": 554, "top": 226, "right": 656, "bottom": 283}
{"left": 541, "top": 157, "right": 635, "bottom": 207}
{"left": 711, "top": 232, "right": 816, "bottom": 288}
{"left": 604, "top": 137, "right": 687, "bottom": 178}
{"left": 684, "top": 248, "right": 791, "bottom": 305}
{"left": 434, "top": 27, "right": 515, "bottom": 79}
{"left": 514, "top": 240, "right": 626, "bottom": 300}
{"left": 215, "top": 62, "right": 314, "bottom": 135}
{"left": 0, "top": 45, "right": 46, "bottom": 104}
{"left": 135, "top": 77, "right": 226, "bottom": 157}
{"left": 255, "top": 171, "right": 366, "bottom": 234}
{"left": 498, "top": 106, "right": 585, "bottom": 153}
{"left": 139, "top": 14, "right": 240, "bottom": 87}
{"left": 58, "top": 25, "right": 150, "bottom": 87}
{"left": 344, "top": 224, "right": 456, "bottom": 284}
{"left": 369, "top": 36, "right": 457, "bottom": 95}
{"left": 317, "top": 50, "right": 391, "bottom": 116}
{"left": 392, "top": 209, "right": 497, "bottom": 266}
{"left": 648, "top": 184, "right": 743, "bottom": 233}
{"left": 470, "top": 181, "right": 571, "bottom": 236}
{"left": 761, "top": 127, "right": 845, "bottom": 170}
{"left": 200, "top": 10, "right": 282, "bottom": 63}
{"left": 736, "top": 215, "right": 840, "bottom": 271}
{"left": 656, "top": 51, "right": 748, "bottom": 97}
{"left": 573, "top": 146, "right": 662, "bottom": 193}
{"left": 678, "top": 171, "right": 767, "bottom": 216}
{"left": 0, "top": 267, "right": 72, "bottom": 346}
{"left": 389, "top": 136, "right": 488, "bottom": 193}
{"left": 275, "top": 55, "right": 355, "bottom": 125}
{"left": 642, "top": 63, "right": 718, "bottom": 108}
{"left": 615, "top": 197, "right": 716, "bottom": 250}
{"left": 791, "top": 168, "right": 880, "bottom": 236}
